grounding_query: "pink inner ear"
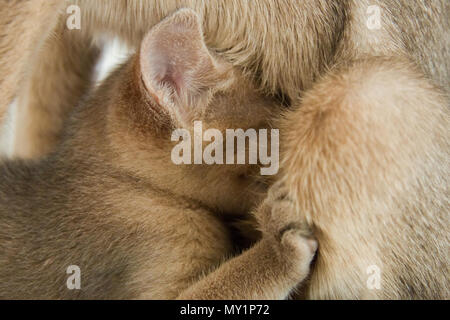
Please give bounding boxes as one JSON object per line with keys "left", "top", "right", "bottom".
{"left": 153, "top": 61, "right": 185, "bottom": 96}
{"left": 140, "top": 9, "right": 224, "bottom": 125}
{"left": 144, "top": 36, "right": 193, "bottom": 103}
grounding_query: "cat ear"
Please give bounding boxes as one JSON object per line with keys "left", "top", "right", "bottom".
{"left": 140, "top": 9, "right": 228, "bottom": 127}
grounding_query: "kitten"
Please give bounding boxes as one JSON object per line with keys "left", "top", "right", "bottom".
{"left": 0, "top": 9, "right": 316, "bottom": 299}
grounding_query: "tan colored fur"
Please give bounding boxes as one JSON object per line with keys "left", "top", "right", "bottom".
{"left": 5, "top": 0, "right": 348, "bottom": 158}
{"left": 0, "top": 10, "right": 316, "bottom": 299}
{"left": 0, "top": 0, "right": 448, "bottom": 299}
{"left": 0, "top": 0, "right": 62, "bottom": 122}
{"left": 2, "top": 1, "right": 449, "bottom": 158}
{"left": 276, "top": 57, "right": 449, "bottom": 299}
{"left": 4, "top": 1, "right": 449, "bottom": 159}
{"left": 271, "top": 0, "right": 449, "bottom": 299}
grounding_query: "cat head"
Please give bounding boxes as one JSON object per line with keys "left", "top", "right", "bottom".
{"left": 93, "top": 9, "right": 281, "bottom": 214}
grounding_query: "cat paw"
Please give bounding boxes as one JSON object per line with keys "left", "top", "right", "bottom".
{"left": 255, "top": 180, "right": 308, "bottom": 238}
{"left": 255, "top": 180, "right": 317, "bottom": 274}
{"left": 280, "top": 228, "right": 317, "bottom": 277}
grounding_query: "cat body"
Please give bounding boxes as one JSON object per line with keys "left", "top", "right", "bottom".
{"left": 0, "top": 10, "right": 316, "bottom": 299}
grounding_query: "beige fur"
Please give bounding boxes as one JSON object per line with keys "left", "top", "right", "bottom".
{"left": 0, "top": 10, "right": 316, "bottom": 299}
{"left": 275, "top": 56, "right": 449, "bottom": 299}
{"left": 5, "top": 1, "right": 449, "bottom": 159}
{"left": 267, "top": 0, "right": 449, "bottom": 299}
{"left": 0, "top": 0, "right": 448, "bottom": 299}
{"left": 6, "top": 0, "right": 348, "bottom": 158}
{"left": 0, "top": 0, "right": 62, "bottom": 122}
{"left": 2, "top": 1, "right": 449, "bottom": 157}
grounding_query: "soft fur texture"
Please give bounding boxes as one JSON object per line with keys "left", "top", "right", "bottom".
{"left": 3, "top": 1, "right": 449, "bottom": 157}
{"left": 0, "top": 0, "right": 448, "bottom": 299}
{"left": 0, "top": 10, "right": 316, "bottom": 299}
{"left": 0, "top": 0, "right": 62, "bottom": 123}
{"left": 3, "top": 0, "right": 348, "bottom": 158}
{"left": 277, "top": 57, "right": 449, "bottom": 299}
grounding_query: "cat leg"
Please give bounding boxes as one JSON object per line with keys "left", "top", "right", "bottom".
{"left": 279, "top": 57, "right": 449, "bottom": 299}
{"left": 12, "top": 18, "right": 99, "bottom": 159}
{"left": 0, "top": 0, "right": 62, "bottom": 123}
{"left": 176, "top": 193, "right": 317, "bottom": 300}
